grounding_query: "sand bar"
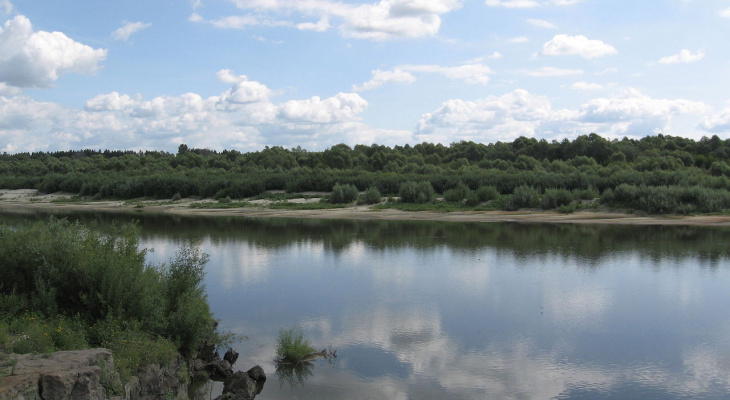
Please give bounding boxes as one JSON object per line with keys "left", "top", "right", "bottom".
{"left": 1, "top": 189, "right": 730, "bottom": 226}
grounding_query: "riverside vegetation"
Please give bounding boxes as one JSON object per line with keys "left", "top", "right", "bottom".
{"left": 0, "top": 217, "right": 225, "bottom": 387}
{"left": 2, "top": 133, "right": 730, "bottom": 214}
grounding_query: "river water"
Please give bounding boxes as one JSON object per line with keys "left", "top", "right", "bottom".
{"left": 2, "top": 210, "right": 730, "bottom": 400}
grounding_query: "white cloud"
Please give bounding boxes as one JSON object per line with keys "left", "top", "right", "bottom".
{"left": 353, "top": 68, "right": 417, "bottom": 91}
{"left": 657, "top": 49, "right": 705, "bottom": 65}
{"left": 0, "top": 70, "right": 394, "bottom": 152}
{"left": 85, "top": 91, "right": 139, "bottom": 111}
{"left": 403, "top": 63, "right": 494, "bottom": 84}
{"left": 488, "top": 51, "right": 503, "bottom": 59}
{"left": 700, "top": 106, "right": 730, "bottom": 133}
{"left": 111, "top": 21, "right": 152, "bottom": 41}
{"left": 0, "top": 81, "right": 20, "bottom": 96}
{"left": 1, "top": 0, "right": 12, "bottom": 14}
{"left": 527, "top": 18, "right": 557, "bottom": 28}
{"left": 520, "top": 66, "right": 584, "bottom": 77}
{"left": 486, "top": 0, "right": 539, "bottom": 7}
{"left": 216, "top": 69, "right": 272, "bottom": 104}
{"left": 509, "top": 36, "right": 529, "bottom": 43}
{"left": 353, "top": 63, "right": 494, "bottom": 91}
{"left": 415, "top": 89, "right": 554, "bottom": 142}
{"left": 720, "top": 7, "right": 730, "bottom": 18}
{"left": 541, "top": 34, "right": 617, "bottom": 58}
{"left": 277, "top": 92, "right": 368, "bottom": 123}
{"left": 296, "top": 17, "right": 330, "bottom": 32}
{"left": 200, "top": 0, "right": 463, "bottom": 41}
{"left": 571, "top": 81, "right": 604, "bottom": 90}
{"left": 414, "top": 88, "right": 709, "bottom": 144}
{"left": 0, "top": 15, "right": 107, "bottom": 89}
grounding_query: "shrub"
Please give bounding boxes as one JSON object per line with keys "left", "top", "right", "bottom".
{"left": 276, "top": 327, "right": 317, "bottom": 364}
{"left": 476, "top": 186, "right": 499, "bottom": 202}
{"left": 541, "top": 188, "right": 574, "bottom": 210}
{"left": 507, "top": 185, "right": 541, "bottom": 210}
{"left": 444, "top": 183, "right": 471, "bottom": 202}
{"left": 358, "top": 186, "right": 382, "bottom": 205}
{"left": 171, "top": 192, "right": 182, "bottom": 201}
{"left": 330, "top": 183, "right": 359, "bottom": 204}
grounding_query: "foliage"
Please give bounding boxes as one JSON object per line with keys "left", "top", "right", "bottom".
{"left": 0, "top": 218, "right": 219, "bottom": 380}
{"left": 357, "top": 186, "right": 382, "bottom": 205}
{"left": 275, "top": 327, "right": 317, "bottom": 364}
{"left": 330, "top": 183, "right": 359, "bottom": 204}
{"left": 2, "top": 133, "right": 730, "bottom": 214}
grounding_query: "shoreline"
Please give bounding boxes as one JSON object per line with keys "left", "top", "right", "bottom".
{"left": 2, "top": 189, "right": 730, "bottom": 226}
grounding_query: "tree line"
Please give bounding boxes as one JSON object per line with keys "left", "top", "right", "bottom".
{"left": 1, "top": 133, "right": 730, "bottom": 214}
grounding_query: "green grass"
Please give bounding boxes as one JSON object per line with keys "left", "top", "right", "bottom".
{"left": 275, "top": 327, "right": 317, "bottom": 364}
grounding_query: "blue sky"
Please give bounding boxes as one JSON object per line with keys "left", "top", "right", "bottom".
{"left": 2, "top": 0, "right": 730, "bottom": 153}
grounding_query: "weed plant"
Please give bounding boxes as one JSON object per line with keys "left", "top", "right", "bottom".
{"left": 275, "top": 327, "right": 316, "bottom": 364}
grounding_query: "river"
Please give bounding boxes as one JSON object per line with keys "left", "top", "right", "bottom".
{"left": 2, "top": 210, "right": 730, "bottom": 400}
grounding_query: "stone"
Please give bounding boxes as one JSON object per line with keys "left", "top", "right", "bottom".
{"left": 223, "top": 349, "right": 238, "bottom": 367}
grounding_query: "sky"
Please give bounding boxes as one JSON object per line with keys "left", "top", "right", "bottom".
{"left": 2, "top": 0, "right": 730, "bottom": 154}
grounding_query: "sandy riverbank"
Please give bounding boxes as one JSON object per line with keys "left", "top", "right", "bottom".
{"left": 2, "top": 189, "right": 730, "bottom": 226}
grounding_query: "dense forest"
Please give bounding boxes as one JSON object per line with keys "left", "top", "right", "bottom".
{"left": 2, "top": 133, "right": 730, "bottom": 214}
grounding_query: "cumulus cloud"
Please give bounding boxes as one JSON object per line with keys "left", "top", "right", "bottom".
{"left": 277, "top": 92, "right": 368, "bottom": 123}
{"left": 198, "top": 0, "right": 463, "bottom": 41}
{"left": 111, "top": 21, "right": 152, "bottom": 41}
{"left": 657, "top": 49, "right": 705, "bottom": 65}
{"left": 0, "top": 69, "right": 395, "bottom": 152}
{"left": 540, "top": 34, "right": 617, "bottom": 58}
{"left": 353, "top": 68, "right": 417, "bottom": 91}
{"left": 353, "top": 63, "right": 493, "bottom": 91}
{"left": 721, "top": 7, "right": 730, "bottom": 18}
{"left": 414, "top": 88, "right": 709, "bottom": 144}
{"left": 0, "top": 15, "right": 107, "bottom": 89}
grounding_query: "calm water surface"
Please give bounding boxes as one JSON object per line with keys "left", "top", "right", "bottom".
{"left": 2, "top": 210, "right": 730, "bottom": 400}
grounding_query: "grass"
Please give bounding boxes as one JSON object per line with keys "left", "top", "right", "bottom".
{"left": 275, "top": 327, "right": 317, "bottom": 364}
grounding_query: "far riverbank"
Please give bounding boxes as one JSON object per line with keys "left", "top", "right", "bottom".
{"left": 2, "top": 189, "right": 730, "bottom": 226}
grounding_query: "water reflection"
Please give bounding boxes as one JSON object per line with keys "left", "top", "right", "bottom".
{"left": 2, "top": 210, "right": 730, "bottom": 399}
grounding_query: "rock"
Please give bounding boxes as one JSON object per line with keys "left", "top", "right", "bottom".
{"left": 214, "top": 367, "right": 265, "bottom": 400}
{"left": 245, "top": 366, "right": 265, "bottom": 383}
{"left": 0, "top": 348, "right": 117, "bottom": 400}
{"left": 202, "top": 360, "right": 233, "bottom": 381}
{"left": 223, "top": 349, "right": 238, "bottom": 367}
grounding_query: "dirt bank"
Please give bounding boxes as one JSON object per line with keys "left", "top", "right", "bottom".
{"left": 2, "top": 189, "right": 729, "bottom": 226}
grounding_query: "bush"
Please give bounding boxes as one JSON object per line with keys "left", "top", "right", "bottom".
{"left": 541, "top": 188, "right": 574, "bottom": 210}
{"left": 276, "top": 327, "right": 317, "bottom": 364}
{"left": 330, "top": 183, "right": 359, "bottom": 204}
{"left": 506, "top": 185, "right": 541, "bottom": 210}
{"left": 0, "top": 218, "right": 218, "bottom": 366}
{"left": 443, "top": 183, "right": 471, "bottom": 202}
{"left": 358, "top": 186, "right": 382, "bottom": 205}
{"left": 476, "top": 186, "right": 499, "bottom": 202}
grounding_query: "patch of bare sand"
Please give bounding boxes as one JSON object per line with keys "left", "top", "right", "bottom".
{"left": 1, "top": 189, "right": 729, "bottom": 226}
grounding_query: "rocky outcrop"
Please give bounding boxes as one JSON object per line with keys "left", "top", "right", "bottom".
{"left": 0, "top": 348, "right": 264, "bottom": 400}
{"left": 0, "top": 348, "right": 116, "bottom": 400}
